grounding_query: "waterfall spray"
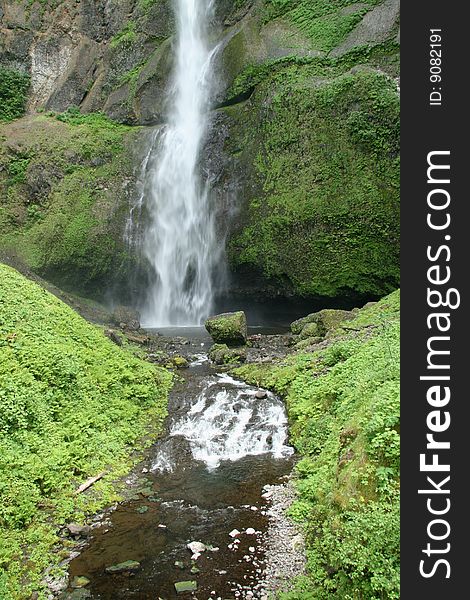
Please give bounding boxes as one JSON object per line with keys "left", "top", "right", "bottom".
{"left": 140, "top": 0, "right": 220, "bottom": 327}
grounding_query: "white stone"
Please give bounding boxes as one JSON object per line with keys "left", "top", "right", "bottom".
{"left": 245, "top": 527, "right": 256, "bottom": 535}
{"left": 229, "top": 529, "right": 240, "bottom": 537}
{"left": 187, "top": 541, "right": 206, "bottom": 554}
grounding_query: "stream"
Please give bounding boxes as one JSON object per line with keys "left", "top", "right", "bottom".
{"left": 66, "top": 328, "right": 296, "bottom": 599}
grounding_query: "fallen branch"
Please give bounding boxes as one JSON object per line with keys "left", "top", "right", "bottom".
{"left": 75, "top": 471, "right": 106, "bottom": 495}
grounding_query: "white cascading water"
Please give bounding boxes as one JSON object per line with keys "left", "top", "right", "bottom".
{"left": 141, "top": 0, "right": 220, "bottom": 326}
{"left": 152, "top": 374, "right": 294, "bottom": 472}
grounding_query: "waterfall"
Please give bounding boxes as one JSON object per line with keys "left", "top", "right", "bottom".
{"left": 152, "top": 374, "right": 294, "bottom": 472}
{"left": 139, "top": 0, "right": 220, "bottom": 327}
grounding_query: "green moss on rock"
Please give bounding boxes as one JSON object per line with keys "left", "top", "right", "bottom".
{"left": 209, "top": 343, "right": 247, "bottom": 365}
{"left": 205, "top": 311, "right": 248, "bottom": 346}
{"left": 0, "top": 113, "right": 140, "bottom": 298}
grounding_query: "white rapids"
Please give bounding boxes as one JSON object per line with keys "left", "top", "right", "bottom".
{"left": 137, "top": 0, "right": 222, "bottom": 327}
{"left": 152, "top": 375, "right": 294, "bottom": 471}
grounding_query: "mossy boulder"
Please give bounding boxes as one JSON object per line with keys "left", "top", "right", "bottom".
{"left": 205, "top": 311, "right": 248, "bottom": 346}
{"left": 172, "top": 356, "right": 190, "bottom": 369}
{"left": 291, "top": 308, "right": 354, "bottom": 337}
{"left": 299, "top": 321, "right": 319, "bottom": 340}
{"left": 209, "top": 343, "right": 247, "bottom": 365}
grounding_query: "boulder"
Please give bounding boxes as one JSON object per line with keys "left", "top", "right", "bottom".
{"left": 299, "top": 322, "right": 319, "bottom": 340}
{"left": 66, "top": 523, "right": 91, "bottom": 538}
{"left": 205, "top": 311, "right": 247, "bottom": 345}
{"left": 111, "top": 306, "right": 141, "bottom": 331}
{"left": 291, "top": 309, "right": 354, "bottom": 337}
{"left": 208, "top": 343, "right": 247, "bottom": 365}
{"left": 172, "top": 356, "right": 190, "bottom": 369}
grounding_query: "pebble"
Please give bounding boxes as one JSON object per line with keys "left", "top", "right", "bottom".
{"left": 187, "top": 541, "right": 206, "bottom": 554}
{"left": 259, "top": 482, "right": 307, "bottom": 592}
{"left": 229, "top": 529, "right": 240, "bottom": 537}
{"left": 245, "top": 528, "right": 256, "bottom": 535}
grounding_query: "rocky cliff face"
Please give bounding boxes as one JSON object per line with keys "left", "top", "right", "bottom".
{"left": 207, "top": 0, "right": 400, "bottom": 299}
{"left": 0, "top": 0, "right": 400, "bottom": 304}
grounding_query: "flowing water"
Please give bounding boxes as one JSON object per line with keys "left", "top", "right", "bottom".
{"left": 132, "top": 0, "right": 222, "bottom": 327}
{"left": 68, "top": 349, "right": 295, "bottom": 599}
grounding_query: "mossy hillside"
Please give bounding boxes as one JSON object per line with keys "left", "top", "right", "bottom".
{"left": 0, "top": 111, "right": 139, "bottom": 297}
{"left": 226, "top": 68, "right": 399, "bottom": 298}
{"left": 0, "top": 263, "right": 173, "bottom": 600}
{"left": 235, "top": 290, "right": 400, "bottom": 598}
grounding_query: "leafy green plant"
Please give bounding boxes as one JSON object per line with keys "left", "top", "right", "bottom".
{"left": 110, "top": 22, "right": 138, "bottom": 49}
{"left": 0, "top": 69, "right": 30, "bottom": 122}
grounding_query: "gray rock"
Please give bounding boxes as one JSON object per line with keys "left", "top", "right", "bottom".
{"left": 66, "top": 523, "right": 91, "bottom": 538}
{"left": 111, "top": 306, "right": 141, "bottom": 331}
{"left": 105, "top": 560, "right": 141, "bottom": 574}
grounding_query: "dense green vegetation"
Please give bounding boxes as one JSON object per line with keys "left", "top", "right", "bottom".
{"left": 0, "top": 69, "right": 30, "bottom": 123}
{"left": 236, "top": 291, "right": 400, "bottom": 598}
{"left": 0, "top": 111, "right": 137, "bottom": 295}
{"left": 0, "top": 264, "right": 172, "bottom": 599}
